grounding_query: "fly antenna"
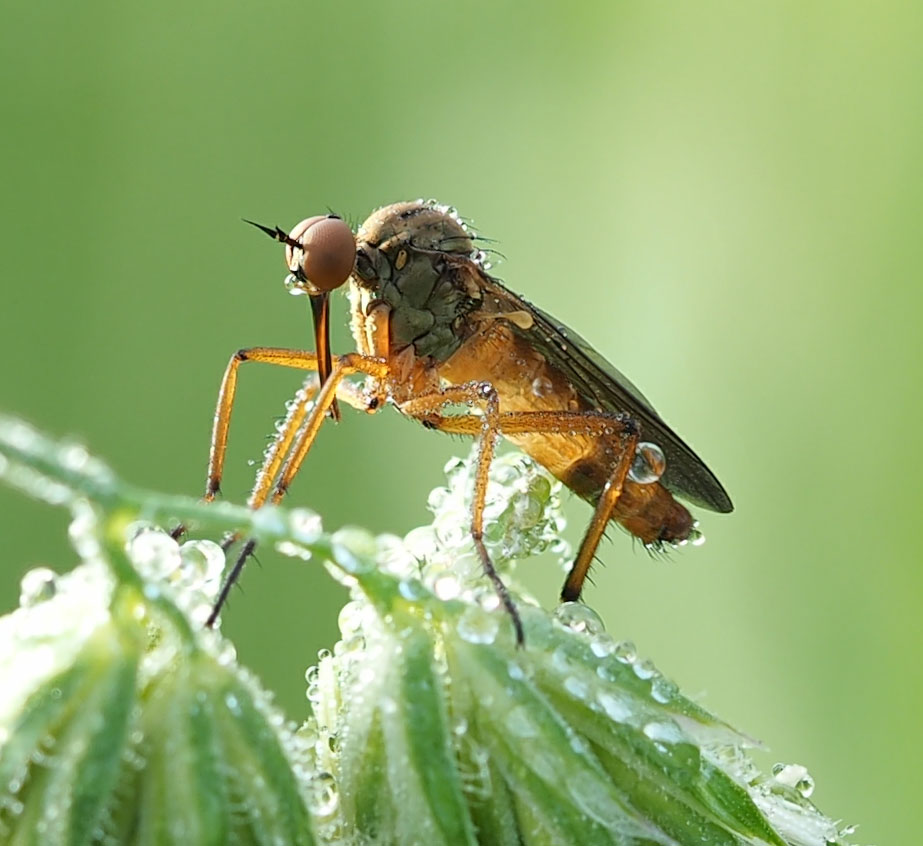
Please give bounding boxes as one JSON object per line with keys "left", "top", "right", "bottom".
{"left": 242, "top": 218, "right": 301, "bottom": 250}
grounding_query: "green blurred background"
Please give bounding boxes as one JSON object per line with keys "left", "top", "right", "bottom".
{"left": 2, "top": 1, "right": 920, "bottom": 841}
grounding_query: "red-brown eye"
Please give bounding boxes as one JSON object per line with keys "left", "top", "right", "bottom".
{"left": 285, "top": 215, "right": 356, "bottom": 293}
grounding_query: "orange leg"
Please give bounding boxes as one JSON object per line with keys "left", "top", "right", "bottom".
{"left": 171, "top": 347, "right": 369, "bottom": 542}
{"left": 262, "top": 353, "right": 390, "bottom": 507}
{"left": 209, "top": 372, "right": 373, "bottom": 554}
{"left": 206, "top": 353, "right": 389, "bottom": 626}
{"left": 204, "top": 347, "right": 372, "bottom": 502}
{"left": 559, "top": 429, "right": 638, "bottom": 602}
{"left": 400, "top": 382, "right": 522, "bottom": 641}
{"left": 403, "top": 402, "right": 640, "bottom": 612}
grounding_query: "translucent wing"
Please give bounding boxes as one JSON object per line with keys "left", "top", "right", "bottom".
{"left": 483, "top": 277, "right": 733, "bottom": 513}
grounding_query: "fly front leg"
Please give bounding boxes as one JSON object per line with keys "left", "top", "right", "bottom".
{"left": 172, "top": 347, "right": 370, "bottom": 542}
{"left": 204, "top": 347, "right": 375, "bottom": 504}
{"left": 407, "top": 406, "right": 641, "bottom": 610}
{"left": 207, "top": 353, "right": 389, "bottom": 627}
{"left": 264, "top": 354, "right": 390, "bottom": 507}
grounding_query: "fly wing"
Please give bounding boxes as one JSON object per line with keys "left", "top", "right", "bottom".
{"left": 480, "top": 275, "right": 733, "bottom": 513}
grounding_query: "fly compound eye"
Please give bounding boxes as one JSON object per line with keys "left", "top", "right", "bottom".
{"left": 285, "top": 215, "right": 356, "bottom": 293}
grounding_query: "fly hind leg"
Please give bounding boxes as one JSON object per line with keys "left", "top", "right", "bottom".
{"left": 401, "top": 399, "right": 641, "bottom": 625}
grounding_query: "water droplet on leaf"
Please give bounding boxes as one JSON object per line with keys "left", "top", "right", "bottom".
{"left": 457, "top": 605, "right": 500, "bottom": 644}
{"left": 553, "top": 602, "right": 605, "bottom": 636}
{"left": 19, "top": 567, "right": 57, "bottom": 607}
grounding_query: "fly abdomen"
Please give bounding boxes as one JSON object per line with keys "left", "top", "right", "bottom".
{"left": 612, "top": 480, "right": 695, "bottom": 547}
{"left": 558, "top": 447, "right": 696, "bottom": 547}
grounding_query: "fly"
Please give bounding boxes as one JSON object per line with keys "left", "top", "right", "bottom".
{"left": 186, "top": 201, "right": 733, "bottom": 645}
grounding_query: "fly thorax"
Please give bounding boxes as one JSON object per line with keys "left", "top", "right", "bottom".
{"left": 356, "top": 249, "right": 478, "bottom": 363}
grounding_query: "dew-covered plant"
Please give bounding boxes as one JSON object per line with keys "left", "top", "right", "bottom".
{"left": 0, "top": 414, "right": 859, "bottom": 845}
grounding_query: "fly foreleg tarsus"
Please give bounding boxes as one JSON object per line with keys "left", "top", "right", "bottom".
{"left": 207, "top": 537, "right": 257, "bottom": 627}
{"left": 199, "top": 352, "right": 390, "bottom": 628}
{"left": 472, "top": 526, "right": 526, "bottom": 647}
{"left": 220, "top": 531, "right": 240, "bottom": 553}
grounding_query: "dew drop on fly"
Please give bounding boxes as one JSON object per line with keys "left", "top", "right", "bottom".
{"left": 284, "top": 273, "right": 306, "bottom": 296}
{"left": 628, "top": 442, "right": 666, "bottom": 485}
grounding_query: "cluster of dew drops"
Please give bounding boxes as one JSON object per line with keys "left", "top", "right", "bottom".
{"left": 2, "top": 420, "right": 850, "bottom": 843}
{"left": 124, "top": 524, "right": 227, "bottom": 627}
{"left": 16, "top": 508, "right": 232, "bottom": 645}
{"left": 297, "top": 602, "right": 381, "bottom": 831}
{"left": 410, "top": 452, "right": 573, "bottom": 595}
{"left": 549, "top": 601, "right": 856, "bottom": 844}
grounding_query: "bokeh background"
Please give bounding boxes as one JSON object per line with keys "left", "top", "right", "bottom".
{"left": 2, "top": 2, "right": 920, "bottom": 842}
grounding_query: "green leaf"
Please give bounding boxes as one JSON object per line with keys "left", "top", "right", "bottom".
{"left": 0, "top": 415, "right": 860, "bottom": 845}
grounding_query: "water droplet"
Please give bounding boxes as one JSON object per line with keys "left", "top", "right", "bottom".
{"left": 179, "top": 540, "right": 225, "bottom": 591}
{"left": 563, "top": 675, "right": 590, "bottom": 700}
{"left": 398, "top": 578, "right": 427, "bottom": 601}
{"left": 531, "top": 375, "right": 554, "bottom": 397}
{"left": 337, "top": 600, "right": 365, "bottom": 639}
{"left": 650, "top": 677, "right": 677, "bottom": 703}
{"left": 507, "top": 660, "right": 525, "bottom": 680}
{"left": 477, "top": 589, "right": 501, "bottom": 612}
{"left": 57, "top": 442, "right": 89, "bottom": 472}
{"left": 433, "top": 573, "right": 461, "bottom": 600}
{"left": 68, "top": 502, "right": 101, "bottom": 560}
{"left": 128, "top": 528, "right": 181, "bottom": 581}
{"left": 216, "top": 640, "right": 237, "bottom": 665}
{"left": 797, "top": 776, "right": 817, "bottom": 798}
{"left": 597, "top": 691, "right": 632, "bottom": 722}
{"left": 553, "top": 602, "right": 605, "bottom": 636}
{"left": 309, "top": 771, "right": 339, "bottom": 816}
{"left": 285, "top": 273, "right": 307, "bottom": 296}
{"left": 289, "top": 508, "right": 322, "bottom": 541}
{"left": 19, "top": 567, "right": 57, "bottom": 606}
{"left": 613, "top": 640, "right": 637, "bottom": 663}
{"left": 633, "top": 658, "right": 659, "bottom": 680}
{"left": 642, "top": 720, "right": 683, "bottom": 744}
{"left": 505, "top": 705, "right": 539, "bottom": 738}
{"left": 589, "top": 634, "right": 616, "bottom": 657}
{"left": 331, "top": 526, "right": 377, "bottom": 558}
{"left": 628, "top": 442, "right": 666, "bottom": 485}
{"left": 457, "top": 605, "right": 499, "bottom": 644}
{"left": 771, "top": 763, "right": 815, "bottom": 797}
